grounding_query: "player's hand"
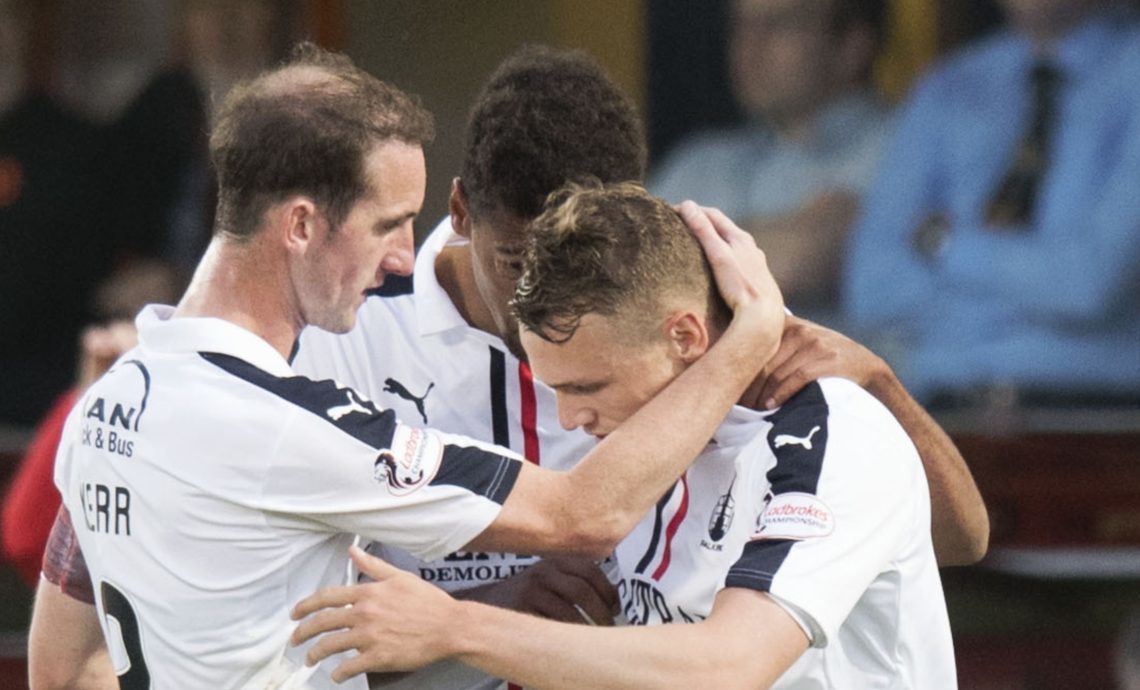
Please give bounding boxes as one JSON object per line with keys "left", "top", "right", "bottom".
{"left": 741, "top": 316, "right": 890, "bottom": 410}
{"left": 461, "top": 556, "right": 618, "bottom": 626}
{"left": 677, "top": 201, "right": 784, "bottom": 364}
{"left": 290, "top": 546, "right": 459, "bottom": 681}
{"left": 77, "top": 320, "right": 138, "bottom": 390}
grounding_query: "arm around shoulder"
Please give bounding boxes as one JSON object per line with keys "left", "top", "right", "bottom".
{"left": 864, "top": 366, "right": 989, "bottom": 565}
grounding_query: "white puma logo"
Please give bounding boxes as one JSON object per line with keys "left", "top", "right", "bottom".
{"left": 773, "top": 425, "right": 821, "bottom": 450}
{"left": 327, "top": 390, "right": 371, "bottom": 421}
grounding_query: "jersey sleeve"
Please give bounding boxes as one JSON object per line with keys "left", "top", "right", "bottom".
{"left": 41, "top": 506, "right": 96, "bottom": 604}
{"left": 724, "top": 379, "right": 927, "bottom": 646}
{"left": 201, "top": 352, "right": 523, "bottom": 563}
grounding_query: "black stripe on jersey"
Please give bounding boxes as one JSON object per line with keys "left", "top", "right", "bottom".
{"left": 764, "top": 381, "right": 829, "bottom": 494}
{"left": 437, "top": 444, "right": 521, "bottom": 505}
{"left": 365, "top": 273, "right": 414, "bottom": 298}
{"left": 634, "top": 485, "right": 676, "bottom": 575}
{"left": 200, "top": 352, "right": 520, "bottom": 502}
{"left": 489, "top": 347, "right": 510, "bottom": 447}
{"left": 723, "top": 540, "right": 795, "bottom": 592}
{"left": 725, "top": 381, "right": 831, "bottom": 593}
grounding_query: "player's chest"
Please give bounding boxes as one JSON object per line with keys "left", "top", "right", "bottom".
{"left": 615, "top": 457, "right": 766, "bottom": 625}
{"left": 369, "top": 336, "right": 589, "bottom": 468}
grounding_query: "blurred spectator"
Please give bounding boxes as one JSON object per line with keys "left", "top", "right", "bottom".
{"left": 651, "top": 0, "right": 892, "bottom": 327}
{"left": 1, "top": 260, "right": 184, "bottom": 588}
{"left": 844, "top": 0, "right": 1140, "bottom": 406}
{"left": 0, "top": 0, "right": 211, "bottom": 426}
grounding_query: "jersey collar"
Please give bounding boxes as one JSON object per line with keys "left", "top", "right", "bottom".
{"left": 135, "top": 304, "right": 294, "bottom": 377}
{"left": 710, "top": 404, "right": 772, "bottom": 449}
{"left": 412, "top": 218, "right": 514, "bottom": 352}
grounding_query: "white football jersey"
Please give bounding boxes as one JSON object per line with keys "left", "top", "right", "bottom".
{"left": 614, "top": 378, "right": 957, "bottom": 689}
{"left": 293, "top": 219, "right": 596, "bottom": 690}
{"left": 54, "top": 305, "right": 524, "bottom": 690}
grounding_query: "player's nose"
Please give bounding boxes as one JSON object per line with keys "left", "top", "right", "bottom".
{"left": 379, "top": 227, "right": 415, "bottom": 277}
{"left": 557, "top": 400, "right": 593, "bottom": 432}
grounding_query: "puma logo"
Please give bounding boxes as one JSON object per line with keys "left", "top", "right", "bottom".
{"left": 383, "top": 378, "right": 435, "bottom": 424}
{"left": 327, "top": 390, "right": 371, "bottom": 421}
{"left": 773, "top": 425, "right": 821, "bottom": 450}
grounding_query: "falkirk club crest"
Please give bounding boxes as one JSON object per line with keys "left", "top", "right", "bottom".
{"left": 707, "top": 476, "right": 736, "bottom": 542}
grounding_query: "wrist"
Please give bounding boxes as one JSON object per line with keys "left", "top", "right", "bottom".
{"left": 449, "top": 599, "right": 493, "bottom": 661}
{"left": 724, "top": 309, "right": 784, "bottom": 370}
{"left": 864, "top": 362, "right": 903, "bottom": 403}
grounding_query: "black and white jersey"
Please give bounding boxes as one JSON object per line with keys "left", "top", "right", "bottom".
{"left": 294, "top": 220, "right": 595, "bottom": 690}
{"left": 54, "top": 305, "right": 522, "bottom": 689}
{"left": 614, "top": 378, "right": 957, "bottom": 688}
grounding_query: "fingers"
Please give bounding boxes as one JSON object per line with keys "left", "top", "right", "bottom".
{"left": 699, "top": 205, "right": 756, "bottom": 247}
{"left": 544, "top": 557, "right": 619, "bottom": 612}
{"left": 548, "top": 571, "right": 614, "bottom": 626}
{"left": 291, "top": 584, "right": 357, "bottom": 622}
{"left": 291, "top": 605, "right": 357, "bottom": 647}
{"left": 305, "top": 628, "right": 363, "bottom": 667}
{"left": 576, "top": 561, "right": 620, "bottom": 614}
{"left": 755, "top": 317, "right": 886, "bottom": 408}
{"left": 676, "top": 201, "right": 781, "bottom": 326}
{"left": 521, "top": 585, "right": 593, "bottom": 624}
{"left": 516, "top": 558, "right": 618, "bottom": 625}
{"left": 349, "top": 544, "right": 402, "bottom": 582}
{"left": 331, "top": 654, "right": 380, "bottom": 684}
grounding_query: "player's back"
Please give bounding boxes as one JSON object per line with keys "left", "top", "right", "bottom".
{"left": 54, "top": 328, "right": 356, "bottom": 688}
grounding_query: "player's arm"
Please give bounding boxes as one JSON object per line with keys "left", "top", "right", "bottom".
{"left": 294, "top": 547, "right": 808, "bottom": 689}
{"left": 29, "top": 578, "right": 116, "bottom": 690}
{"left": 466, "top": 203, "right": 785, "bottom": 558}
{"left": 748, "top": 316, "right": 989, "bottom": 566}
{"left": 29, "top": 507, "right": 116, "bottom": 689}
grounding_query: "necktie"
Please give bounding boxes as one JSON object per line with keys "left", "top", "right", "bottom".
{"left": 985, "top": 61, "right": 1062, "bottom": 228}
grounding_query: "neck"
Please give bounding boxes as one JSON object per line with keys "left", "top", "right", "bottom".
{"left": 175, "top": 236, "right": 301, "bottom": 359}
{"left": 435, "top": 243, "right": 499, "bottom": 336}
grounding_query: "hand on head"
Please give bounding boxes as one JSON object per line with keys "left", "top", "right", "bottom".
{"left": 676, "top": 201, "right": 785, "bottom": 366}
{"left": 742, "top": 316, "right": 890, "bottom": 410}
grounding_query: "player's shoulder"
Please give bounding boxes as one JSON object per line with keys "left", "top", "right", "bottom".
{"left": 765, "top": 378, "right": 914, "bottom": 478}
{"left": 200, "top": 351, "right": 399, "bottom": 444}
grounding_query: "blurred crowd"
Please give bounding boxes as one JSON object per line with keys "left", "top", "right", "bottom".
{"left": 0, "top": 0, "right": 285, "bottom": 428}
{"left": 652, "top": 0, "right": 1140, "bottom": 410}
{"left": 3, "top": 0, "right": 1138, "bottom": 431}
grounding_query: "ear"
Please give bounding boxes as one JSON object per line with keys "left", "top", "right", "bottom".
{"left": 280, "top": 197, "right": 321, "bottom": 255}
{"left": 449, "top": 178, "right": 473, "bottom": 239}
{"left": 663, "top": 310, "right": 710, "bottom": 364}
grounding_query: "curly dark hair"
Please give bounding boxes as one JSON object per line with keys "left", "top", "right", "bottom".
{"left": 461, "top": 44, "right": 646, "bottom": 220}
{"left": 209, "top": 42, "right": 434, "bottom": 239}
{"left": 513, "top": 180, "right": 730, "bottom": 344}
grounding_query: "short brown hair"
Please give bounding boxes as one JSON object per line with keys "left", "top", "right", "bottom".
{"left": 209, "top": 42, "right": 434, "bottom": 239}
{"left": 513, "top": 180, "right": 730, "bottom": 344}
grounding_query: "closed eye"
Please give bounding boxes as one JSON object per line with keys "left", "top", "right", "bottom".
{"left": 560, "top": 382, "right": 607, "bottom": 396}
{"left": 374, "top": 212, "right": 416, "bottom": 235}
